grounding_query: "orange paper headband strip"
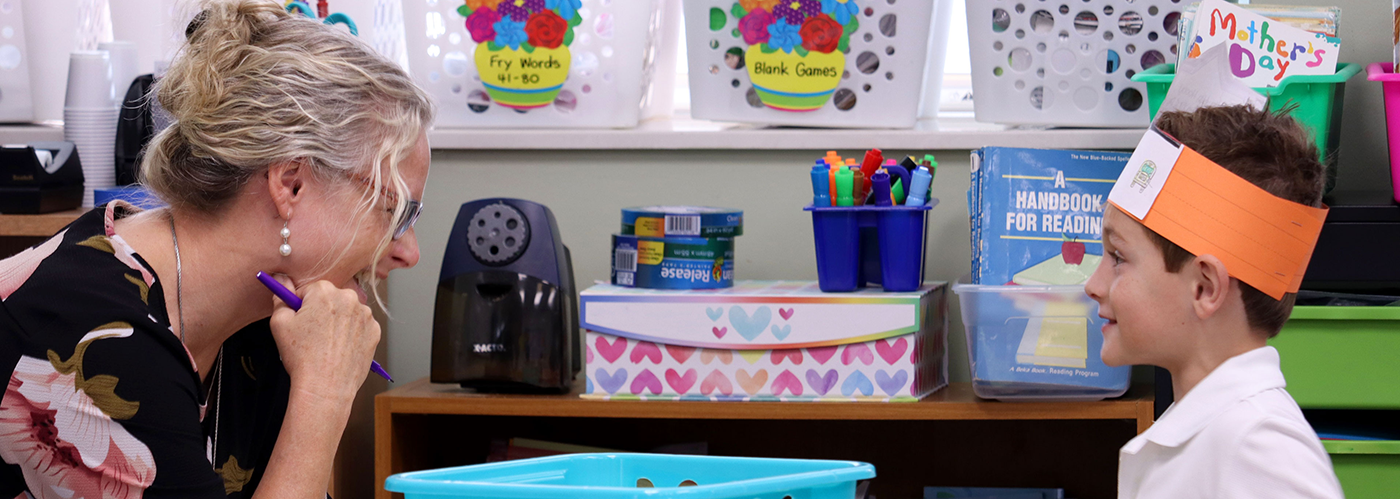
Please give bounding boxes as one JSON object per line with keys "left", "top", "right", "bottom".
{"left": 1108, "top": 128, "right": 1329, "bottom": 299}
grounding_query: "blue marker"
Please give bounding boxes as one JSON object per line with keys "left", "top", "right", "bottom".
{"left": 811, "top": 163, "right": 831, "bottom": 206}
{"left": 871, "top": 170, "right": 893, "bottom": 207}
{"left": 906, "top": 166, "right": 933, "bottom": 206}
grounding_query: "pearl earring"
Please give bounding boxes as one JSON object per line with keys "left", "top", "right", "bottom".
{"left": 279, "top": 221, "right": 292, "bottom": 256}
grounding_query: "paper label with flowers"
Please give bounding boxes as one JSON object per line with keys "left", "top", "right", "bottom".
{"left": 459, "top": 0, "right": 582, "bottom": 110}
{"left": 735, "top": 0, "right": 860, "bottom": 111}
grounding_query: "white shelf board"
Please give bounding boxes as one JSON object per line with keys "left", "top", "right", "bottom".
{"left": 0, "top": 117, "right": 1147, "bottom": 152}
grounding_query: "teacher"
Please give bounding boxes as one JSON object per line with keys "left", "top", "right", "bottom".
{"left": 0, "top": 0, "right": 433, "bottom": 497}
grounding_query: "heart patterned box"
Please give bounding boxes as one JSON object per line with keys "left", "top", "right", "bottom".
{"left": 580, "top": 281, "right": 948, "bottom": 402}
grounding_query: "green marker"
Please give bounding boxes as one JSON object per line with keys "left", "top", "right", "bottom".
{"left": 892, "top": 178, "right": 905, "bottom": 205}
{"left": 835, "top": 168, "right": 855, "bottom": 206}
{"left": 923, "top": 154, "right": 938, "bottom": 181}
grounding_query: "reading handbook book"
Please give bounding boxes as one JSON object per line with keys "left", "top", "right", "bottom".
{"left": 969, "top": 147, "right": 1129, "bottom": 375}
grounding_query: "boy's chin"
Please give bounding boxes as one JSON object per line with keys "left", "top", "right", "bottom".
{"left": 1099, "top": 342, "right": 1131, "bottom": 367}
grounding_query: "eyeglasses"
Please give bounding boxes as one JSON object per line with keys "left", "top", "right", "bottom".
{"left": 346, "top": 173, "right": 422, "bottom": 241}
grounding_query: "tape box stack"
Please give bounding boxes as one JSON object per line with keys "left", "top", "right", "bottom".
{"left": 611, "top": 206, "right": 743, "bottom": 290}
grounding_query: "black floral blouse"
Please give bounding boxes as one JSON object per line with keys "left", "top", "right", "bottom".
{"left": 1, "top": 202, "right": 297, "bottom": 499}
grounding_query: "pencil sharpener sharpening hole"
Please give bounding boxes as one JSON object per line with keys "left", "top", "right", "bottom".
{"left": 467, "top": 203, "right": 530, "bottom": 265}
{"left": 679, "top": 480, "right": 698, "bottom": 487}
{"left": 636, "top": 478, "right": 653, "bottom": 488}
{"left": 834, "top": 88, "right": 857, "bottom": 110}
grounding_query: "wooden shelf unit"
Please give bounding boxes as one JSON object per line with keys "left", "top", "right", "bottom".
{"left": 376, "top": 378, "right": 1153, "bottom": 499}
{"left": 0, "top": 209, "right": 85, "bottom": 237}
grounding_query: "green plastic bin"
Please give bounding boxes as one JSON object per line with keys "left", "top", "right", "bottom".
{"left": 1132, "top": 63, "right": 1361, "bottom": 192}
{"left": 1268, "top": 306, "right": 1400, "bottom": 409}
{"left": 1322, "top": 440, "right": 1400, "bottom": 499}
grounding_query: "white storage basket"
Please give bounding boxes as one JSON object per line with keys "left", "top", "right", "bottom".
{"left": 965, "top": 0, "right": 1185, "bottom": 127}
{"left": 684, "top": 0, "right": 943, "bottom": 128}
{"left": 402, "top": 0, "right": 677, "bottom": 128}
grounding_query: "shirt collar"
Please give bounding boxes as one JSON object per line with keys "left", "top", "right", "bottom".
{"left": 1123, "top": 346, "right": 1286, "bottom": 453}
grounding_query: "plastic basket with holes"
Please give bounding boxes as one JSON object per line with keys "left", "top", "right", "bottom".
{"left": 684, "top": 0, "right": 944, "bottom": 128}
{"left": 384, "top": 453, "right": 876, "bottom": 499}
{"left": 402, "top": 0, "right": 680, "bottom": 128}
{"left": 966, "top": 0, "right": 1186, "bottom": 127}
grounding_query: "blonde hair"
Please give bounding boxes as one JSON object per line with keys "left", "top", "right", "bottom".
{"left": 142, "top": 0, "right": 434, "bottom": 306}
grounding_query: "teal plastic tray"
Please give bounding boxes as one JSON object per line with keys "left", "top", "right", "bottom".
{"left": 384, "top": 453, "right": 875, "bottom": 499}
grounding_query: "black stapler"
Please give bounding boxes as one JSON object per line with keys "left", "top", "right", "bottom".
{"left": 0, "top": 141, "right": 83, "bottom": 214}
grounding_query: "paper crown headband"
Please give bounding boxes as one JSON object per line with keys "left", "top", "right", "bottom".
{"left": 1107, "top": 128, "right": 1328, "bottom": 299}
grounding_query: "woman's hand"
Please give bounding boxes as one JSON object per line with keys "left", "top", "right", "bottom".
{"left": 267, "top": 276, "right": 380, "bottom": 404}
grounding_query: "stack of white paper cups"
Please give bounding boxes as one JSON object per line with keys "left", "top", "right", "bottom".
{"left": 63, "top": 51, "right": 119, "bottom": 207}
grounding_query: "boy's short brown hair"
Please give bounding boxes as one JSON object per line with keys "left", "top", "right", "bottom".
{"left": 1149, "top": 105, "right": 1326, "bottom": 338}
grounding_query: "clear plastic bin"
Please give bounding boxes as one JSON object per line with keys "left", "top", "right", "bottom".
{"left": 952, "top": 281, "right": 1131, "bottom": 401}
{"left": 384, "top": 453, "right": 875, "bottom": 499}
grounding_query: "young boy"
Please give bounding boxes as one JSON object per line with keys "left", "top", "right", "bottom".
{"left": 1086, "top": 105, "right": 1345, "bottom": 498}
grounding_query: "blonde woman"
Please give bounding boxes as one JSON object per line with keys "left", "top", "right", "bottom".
{"left": 0, "top": 1, "right": 433, "bottom": 497}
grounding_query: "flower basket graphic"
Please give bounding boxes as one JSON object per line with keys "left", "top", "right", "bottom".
{"left": 461, "top": 0, "right": 582, "bottom": 110}
{"left": 736, "top": 0, "right": 860, "bottom": 111}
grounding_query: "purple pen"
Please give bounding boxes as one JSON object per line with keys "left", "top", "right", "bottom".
{"left": 256, "top": 271, "right": 394, "bottom": 382}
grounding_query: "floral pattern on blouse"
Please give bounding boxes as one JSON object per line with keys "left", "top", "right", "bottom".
{"left": 2, "top": 203, "right": 300, "bottom": 499}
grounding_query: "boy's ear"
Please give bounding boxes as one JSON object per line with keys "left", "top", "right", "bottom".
{"left": 1190, "top": 254, "right": 1233, "bottom": 320}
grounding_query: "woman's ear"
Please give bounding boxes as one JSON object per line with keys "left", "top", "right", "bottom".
{"left": 1191, "top": 254, "right": 1232, "bottom": 320}
{"left": 266, "top": 161, "right": 304, "bottom": 220}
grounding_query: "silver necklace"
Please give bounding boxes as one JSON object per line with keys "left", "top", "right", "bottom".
{"left": 170, "top": 214, "right": 221, "bottom": 466}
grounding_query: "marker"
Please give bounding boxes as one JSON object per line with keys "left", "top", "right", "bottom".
{"left": 835, "top": 168, "right": 854, "bottom": 206}
{"left": 901, "top": 155, "right": 920, "bottom": 172}
{"left": 828, "top": 165, "right": 838, "bottom": 203}
{"left": 871, "top": 170, "right": 892, "bottom": 207}
{"left": 825, "top": 151, "right": 843, "bottom": 169}
{"left": 906, "top": 166, "right": 933, "bottom": 206}
{"left": 885, "top": 164, "right": 910, "bottom": 204}
{"left": 922, "top": 154, "right": 938, "bottom": 182}
{"left": 256, "top": 271, "right": 394, "bottom": 382}
{"left": 851, "top": 169, "right": 866, "bottom": 205}
{"left": 811, "top": 164, "right": 831, "bottom": 206}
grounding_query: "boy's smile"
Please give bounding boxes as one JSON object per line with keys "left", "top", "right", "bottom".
{"left": 1086, "top": 207, "right": 1194, "bottom": 368}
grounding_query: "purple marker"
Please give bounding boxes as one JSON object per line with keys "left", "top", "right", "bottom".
{"left": 256, "top": 271, "right": 394, "bottom": 382}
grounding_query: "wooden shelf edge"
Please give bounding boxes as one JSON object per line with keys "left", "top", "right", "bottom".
{"left": 0, "top": 209, "right": 87, "bottom": 237}
{"left": 378, "top": 378, "right": 1152, "bottom": 423}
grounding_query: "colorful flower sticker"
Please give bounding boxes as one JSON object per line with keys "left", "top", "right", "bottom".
{"left": 822, "top": 0, "right": 859, "bottom": 25}
{"left": 493, "top": 17, "right": 529, "bottom": 49}
{"left": 466, "top": 7, "right": 502, "bottom": 43}
{"left": 545, "top": 0, "right": 581, "bottom": 21}
{"left": 738, "top": 8, "right": 775, "bottom": 45}
{"left": 766, "top": 19, "right": 802, "bottom": 53}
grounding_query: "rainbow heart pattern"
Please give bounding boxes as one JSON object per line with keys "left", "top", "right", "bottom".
{"left": 578, "top": 281, "right": 950, "bottom": 402}
{"left": 582, "top": 330, "right": 945, "bottom": 402}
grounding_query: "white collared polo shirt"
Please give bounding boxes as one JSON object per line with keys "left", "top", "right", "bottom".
{"left": 1118, "top": 346, "right": 1344, "bottom": 498}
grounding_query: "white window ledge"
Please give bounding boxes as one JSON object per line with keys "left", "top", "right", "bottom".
{"left": 1, "top": 117, "right": 1147, "bottom": 152}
